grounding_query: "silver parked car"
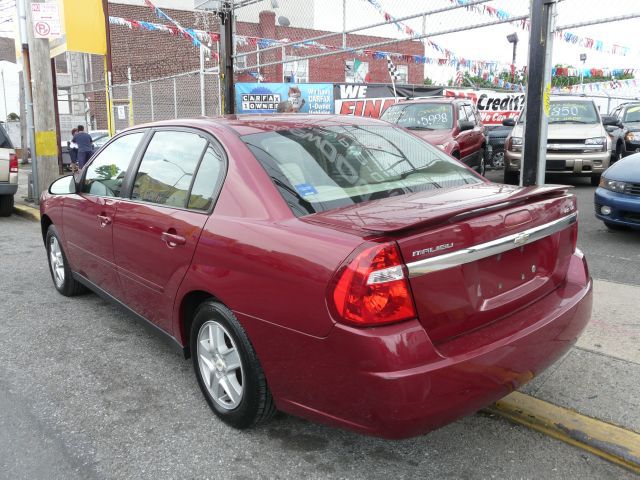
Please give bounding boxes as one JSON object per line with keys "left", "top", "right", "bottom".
{"left": 0, "top": 123, "right": 17, "bottom": 216}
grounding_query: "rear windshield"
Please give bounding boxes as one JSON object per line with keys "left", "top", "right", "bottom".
{"left": 380, "top": 103, "right": 453, "bottom": 130}
{"left": 548, "top": 101, "right": 599, "bottom": 124}
{"left": 242, "top": 125, "right": 481, "bottom": 216}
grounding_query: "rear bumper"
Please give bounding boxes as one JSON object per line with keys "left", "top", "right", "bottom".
{"left": 595, "top": 187, "right": 640, "bottom": 229}
{"left": 259, "top": 251, "right": 592, "bottom": 439}
{"left": 505, "top": 150, "right": 609, "bottom": 176}
{"left": 0, "top": 182, "right": 18, "bottom": 195}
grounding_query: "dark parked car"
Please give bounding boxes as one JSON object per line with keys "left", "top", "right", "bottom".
{"left": 485, "top": 117, "right": 516, "bottom": 169}
{"left": 608, "top": 102, "right": 640, "bottom": 158}
{"left": 40, "top": 115, "right": 592, "bottom": 439}
{"left": 594, "top": 153, "right": 640, "bottom": 230}
{"left": 380, "top": 97, "right": 487, "bottom": 175}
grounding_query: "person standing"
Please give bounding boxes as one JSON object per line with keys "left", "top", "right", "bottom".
{"left": 72, "top": 125, "right": 94, "bottom": 169}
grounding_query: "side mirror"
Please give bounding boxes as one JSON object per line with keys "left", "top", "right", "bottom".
{"left": 459, "top": 120, "right": 475, "bottom": 132}
{"left": 49, "top": 175, "right": 77, "bottom": 195}
{"left": 602, "top": 115, "right": 619, "bottom": 127}
{"left": 502, "top": 118, "right": 516, "bottom": 127}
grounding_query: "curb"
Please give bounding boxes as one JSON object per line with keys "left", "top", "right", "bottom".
{"left": 13, "top": 204, "right": 40, "bottom": 222}
{"left": 487, "top": 391, "right": 640, "bottom": 474}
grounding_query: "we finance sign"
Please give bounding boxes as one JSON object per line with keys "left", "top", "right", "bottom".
{"left": 334, "top": 85, "right": 400, "bottom": 118}
{"left": 444, "top": 89, "right": 526, "bottom": 125}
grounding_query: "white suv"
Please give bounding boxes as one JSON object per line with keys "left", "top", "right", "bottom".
{"left": 0, "top": 123, "right": 18, "bottom": 216}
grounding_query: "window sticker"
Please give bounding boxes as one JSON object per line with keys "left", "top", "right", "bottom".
{"left": 295, "top": 183, "right": 319, "bottom": 196}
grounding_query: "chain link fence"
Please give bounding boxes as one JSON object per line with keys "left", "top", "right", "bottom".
{"left": 111, "top": 70, "right": 222, "bottom": 131}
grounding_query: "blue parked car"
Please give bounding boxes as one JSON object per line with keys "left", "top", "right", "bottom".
{"left": 594, "top": 153, "right": 640, "bottom": 230}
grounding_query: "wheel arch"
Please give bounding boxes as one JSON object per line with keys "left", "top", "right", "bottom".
{"left": 41, "top": 214, "right": 53, "bottom": 243}
{"left": 177, "top": 289, "right": 222, "bottom": 358}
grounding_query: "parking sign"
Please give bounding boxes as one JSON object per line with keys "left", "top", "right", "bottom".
{"left": 31, "top": 3, "right": 62, "bottom": 39}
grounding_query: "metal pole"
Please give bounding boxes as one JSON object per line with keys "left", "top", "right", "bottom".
{"left": 127, "top": 67, "right": 134, "bottom": 127}
{"left": 1, "top": 70, "right": 7, "bottom": 121}
{"left": 173, "top": 77, "right": 178, "bottom": 119}
{"left": 200, "top": 45, "right": 206, "bottom": 116}
{"left": 512, "top": 41, "right": 517, "bottom": 82}
{"left": 17, "top": 0, "right": 38, "bottom": 195}
{"left": 102, "top": 0, "right": 115, "bottom": 135}
{"left": 217, "top": 43, "right": 222, "bottom": 115}
{"left": 150, "top": 82, "right": 154, "bottom": 121}
{"left": 219, "top": 1, "right": 235, "bottom": 114}
{"left": 342, "top": 0, "right": 346, "bottom": 49}
{"left": 521, "top": 0, "right": 557, "bottom": 187}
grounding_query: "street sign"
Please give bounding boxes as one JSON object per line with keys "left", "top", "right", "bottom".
{"left": 31, "top": 2, "right": 62, "bottom": 39}
{"left": 117, "top": 105, "right": 126, "bottom": 120}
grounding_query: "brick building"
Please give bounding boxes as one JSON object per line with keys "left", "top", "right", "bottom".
{"left": 87, "top": 1, "right": 424, "bottom": 127}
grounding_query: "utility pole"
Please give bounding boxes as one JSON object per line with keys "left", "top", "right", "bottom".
{"left": 219, "top": 1, "right": 235, "bottom": 114}
{"left": 25, "top": 0, "right": 59, "bottom": 202}
{"left": 520, "top": 0, "right": 557, "bottom": 187}
{"left": 18, "top": 76, "right": 28, "bottom": 164}
{"left": 1, "top": 69, "right": 7, "bottom": 121}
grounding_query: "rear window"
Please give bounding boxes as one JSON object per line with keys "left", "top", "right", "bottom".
{"left": 381, "top": 103, "right": 453, "bottom": 130}
{"left": 242, "top": 125, "right": 481, "bottom": 216}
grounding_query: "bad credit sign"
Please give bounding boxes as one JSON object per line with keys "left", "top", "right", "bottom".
{"left": 444, "top": 89, "right": 525, "bottom": 125}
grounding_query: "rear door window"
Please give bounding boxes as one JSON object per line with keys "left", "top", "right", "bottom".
{"left": 131, "top": 131, "right": 207, "bottom": 208}
{"left": 82, "top": 132, "right": 144, "bottom": 197}
{"left": 187, "top": 143, "right": 225, "bottom": 211}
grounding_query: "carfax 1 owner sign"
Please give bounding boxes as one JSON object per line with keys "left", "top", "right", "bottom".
{"left": 235, "top": 83, "right": 333, "bottom": 114}
{"left": 444, "top": 89, "right": 526, "bottom": 125}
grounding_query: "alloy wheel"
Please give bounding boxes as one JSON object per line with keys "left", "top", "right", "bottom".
{"left": 197, "top": 320, "right": 244, "bottom": 410}
{"left": 49, "top": 236, "right": 65, "bottom": 288}
{"left": 491, "top": 150, "right": 505, "bottom": 169}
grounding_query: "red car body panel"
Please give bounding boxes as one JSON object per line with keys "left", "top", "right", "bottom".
{"left": 39, "top": 115, "right": 592, "bottom": 439}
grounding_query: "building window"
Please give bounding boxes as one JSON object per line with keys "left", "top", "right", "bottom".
{"left": 55, "top": 53, "right": 69, "bottom": 75}
{"left": 57, "top": 88, "right": 71, "bottom": 115}
{"left": 396, "top": 65, "right": 408, "bottom": 84}
{"left": 283, "top": 56, "right": 309, "bottom": 83}
{"left": 345, "top": 60, "right": 369, "bottom": 83}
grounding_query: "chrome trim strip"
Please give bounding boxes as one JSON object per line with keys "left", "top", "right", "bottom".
{"left": 406, "top": 212, "right": 578, "bottom": 278}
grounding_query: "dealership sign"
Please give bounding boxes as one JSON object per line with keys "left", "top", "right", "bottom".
{"left": 444, "top": 89, "right": 526, "bottom": 125}
{"left": 235, "top": 83, "right": 333, "bottom": 114}
{"left": 335, "top": 84, "right": 443, "bottom": 118}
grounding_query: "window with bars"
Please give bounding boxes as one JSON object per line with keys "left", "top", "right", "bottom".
{"left": 55, "top": 53, "right": 69, "bottom": 75}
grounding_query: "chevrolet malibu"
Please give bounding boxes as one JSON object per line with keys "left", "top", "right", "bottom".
{"left": 40, "top": 115, "right": 592, "bottom": 439}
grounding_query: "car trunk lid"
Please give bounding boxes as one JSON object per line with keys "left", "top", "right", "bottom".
{"left": 306, "top": 183, "right": 578, "bottom": 344}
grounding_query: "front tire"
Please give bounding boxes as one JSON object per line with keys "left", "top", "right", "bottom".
{"left": 591, "top": 175, "right": 601, "bottom": 187}
{"left": 46, "top": 225, "right": 86, "bottom": 296}
{"left": 0, "top": 194, "right": 13, "bottom": 217}
{"left": 191, "top": 301, "right": 276, "bottom": 429}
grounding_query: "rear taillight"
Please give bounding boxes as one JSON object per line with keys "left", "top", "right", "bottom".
{"left": 9, "top": 153, "right": 18, "bottom": 173}
{"left": 331, "top": 242, "right": 416, "bottom": 327}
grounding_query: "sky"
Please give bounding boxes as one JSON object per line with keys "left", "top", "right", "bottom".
{"left": 1, "top": 0, "right": 640, "bottom": 119}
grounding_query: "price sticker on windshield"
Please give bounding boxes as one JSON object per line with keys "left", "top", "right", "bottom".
{"left": 543, "top": 83, "right": 551, "bottom": 117}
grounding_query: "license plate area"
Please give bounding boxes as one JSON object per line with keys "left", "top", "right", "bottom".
{"left": 546, "top": 160, "right": 566, "bottom": 171}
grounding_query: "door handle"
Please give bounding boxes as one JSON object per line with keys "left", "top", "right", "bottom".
{"left": 161, "top": 231, "right": 186, "bottom": 247}
{"left": 97, "top": 214, "right": 112, "bottom": 227}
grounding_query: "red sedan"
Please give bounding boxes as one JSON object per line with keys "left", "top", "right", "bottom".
{"left": 40, "top": 115, "right": 592, "bottom": 439}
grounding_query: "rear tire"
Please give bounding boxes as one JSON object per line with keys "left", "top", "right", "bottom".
{"left": 46, "top": 225, "right": 86, "bottom": 296}
{"left": 0, "top": 194, "right": 13, "bottom": 217}
{"left": 503, "top": 170, "right": 519, "bottom": 185}
{"left": 590, "top": 175, "right": 601, "bottom": 187}
{"left": 191, "top": 301, "right": 276, "bottom": 429}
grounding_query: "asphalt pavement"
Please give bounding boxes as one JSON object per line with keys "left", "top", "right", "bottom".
{"left": 0, "top": 168, "right": 638, "bottom": 479}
